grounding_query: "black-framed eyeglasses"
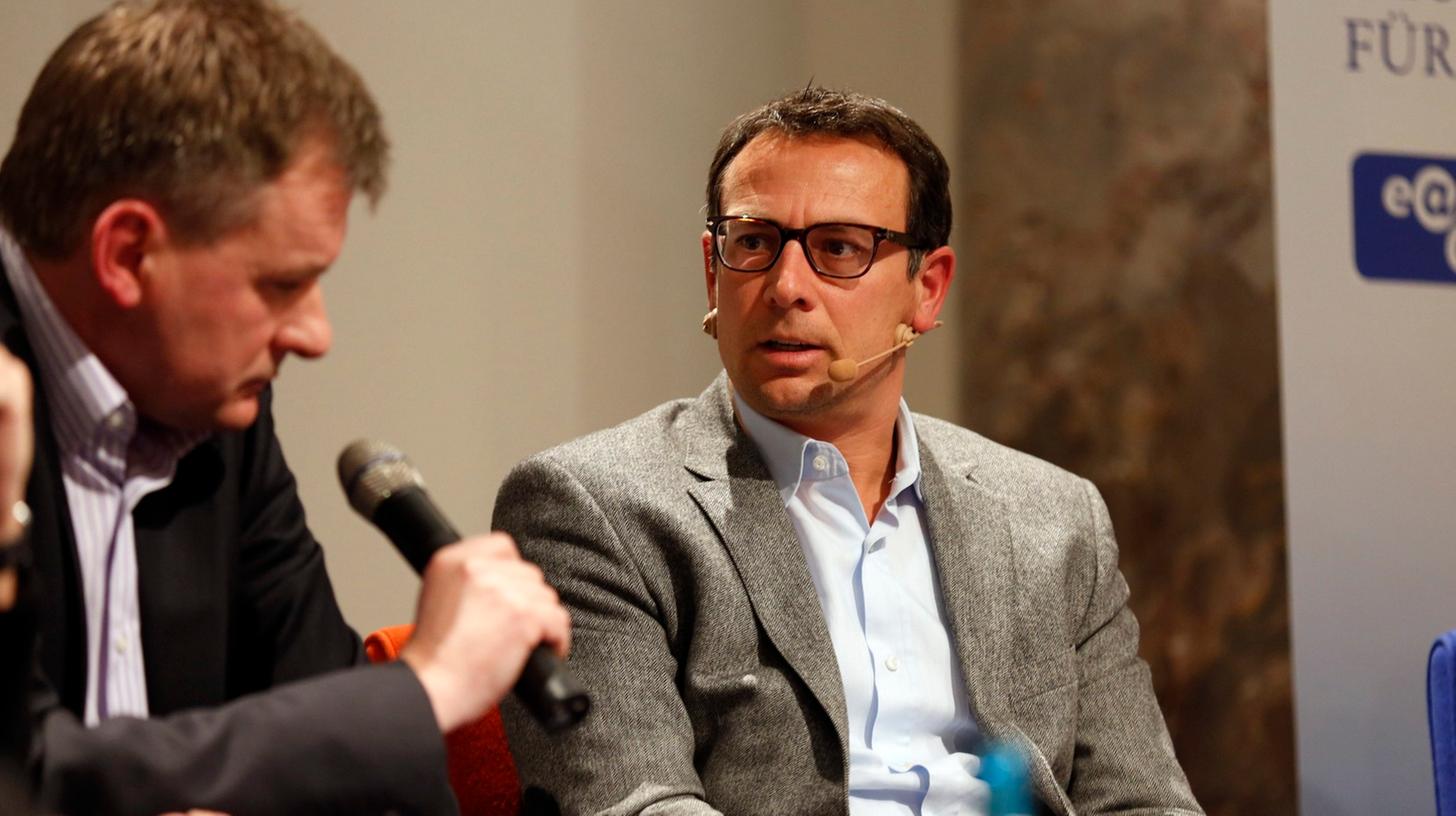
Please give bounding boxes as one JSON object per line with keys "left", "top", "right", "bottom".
{"left": 706, "top": 215, "right": 928, "bottom": 279}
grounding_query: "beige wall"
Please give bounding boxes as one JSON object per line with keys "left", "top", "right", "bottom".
{"left": 0, "top": 0, "right": 962, "bottom": 634}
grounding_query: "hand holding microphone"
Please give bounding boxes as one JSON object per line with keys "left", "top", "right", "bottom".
{"left": 338, "top": 441, "right": 588, "bottom": 733}
{"left": 404, "top": 533, "right": 573, "bottom": 732}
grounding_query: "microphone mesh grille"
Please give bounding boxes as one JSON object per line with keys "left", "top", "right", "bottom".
{"left": 337, "top": 439, "right": 425, "bottom": 519}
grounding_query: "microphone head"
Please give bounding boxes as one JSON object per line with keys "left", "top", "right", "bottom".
{"left": 827, "top": 359, "right": 859, "bottom": 382}
{"left": 337, "top": 439, "right": 426, "bottom": 519}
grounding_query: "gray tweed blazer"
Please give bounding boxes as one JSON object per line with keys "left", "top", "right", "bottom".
{"left": 494, "top": 374, "right": 1200, "bottom": 816}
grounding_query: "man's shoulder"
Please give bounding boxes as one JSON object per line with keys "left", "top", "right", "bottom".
{"left": 492, "top": 393, "right": 715, "bottom": 544}
{"left": 508, "top": 395, "right": 700, "bottom": 484}
{"left": 911, "top": 412, "right": 1092, "bottom": 499}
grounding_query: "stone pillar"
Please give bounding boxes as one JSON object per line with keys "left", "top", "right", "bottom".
{"left": 954, "top": 3, "right": 1292, "bottom": 814}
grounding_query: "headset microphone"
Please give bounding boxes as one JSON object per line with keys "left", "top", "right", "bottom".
{"left": 828, "top": 321, "right": 942, "bottom": 383}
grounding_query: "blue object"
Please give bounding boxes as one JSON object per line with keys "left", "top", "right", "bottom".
{"left": 978, "top": 741, "right": 1034, "bottom": 816}
{"left": 1429, "top": 629, "right": 1456, "bottom": 816}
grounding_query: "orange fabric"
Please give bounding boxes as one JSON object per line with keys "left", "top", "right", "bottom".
{"left": 364, "top": 624, "right": 522, "bottom": 816}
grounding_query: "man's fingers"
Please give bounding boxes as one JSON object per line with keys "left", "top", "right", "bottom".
{"left": 458, "top": 530, "right": 519, "bottom": 559}
{"left": 548, "top": 604, "right": 572, "bottom": 657}
{"left": 405, "top": 532, "right": 573, "bottom": 732}
{"left": 0, "top": 350, "right": 32, "bottom": 548}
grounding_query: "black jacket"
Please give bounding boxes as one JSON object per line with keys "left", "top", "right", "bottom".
{"left": 1, "top": 263, "right": 454, "bottom": 815}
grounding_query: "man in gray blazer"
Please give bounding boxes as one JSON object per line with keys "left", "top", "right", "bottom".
{"left": 495, "top": 88, "right": 1199, "bottom": 816}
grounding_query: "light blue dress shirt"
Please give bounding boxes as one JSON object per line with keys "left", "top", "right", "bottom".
{"left": 734, "top": 392, "right": 990, "bottom": 816}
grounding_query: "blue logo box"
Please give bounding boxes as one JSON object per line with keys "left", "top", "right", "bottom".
{"left": 1352, "top": 152, "right": 1456, "bottom": 284}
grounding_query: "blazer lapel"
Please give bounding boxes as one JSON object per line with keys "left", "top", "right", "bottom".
{"left": 681, "top": 376, "right": 849, "bottom": 752}
{"left": 917, "top": 434, "right": 1016, "bottom": 734}
{"left": 132, "top": 438, "right": 229, "bottom": 713}
{"left": 919, "top": 433, "right": 1073, "bottom": 815}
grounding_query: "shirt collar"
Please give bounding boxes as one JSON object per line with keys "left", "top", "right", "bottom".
{"left": 732, "top": 386, "right": 923, "bottom": 504}
{"left": 0, "top": 228, "right": 201, "bottom": 467}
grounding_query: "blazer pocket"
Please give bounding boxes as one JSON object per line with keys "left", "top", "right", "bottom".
{"left": 1005, "top": 648, "right": 1077, "bottom": 703}
{"left": 1005, "top": 649, "right": 1078, "bottom": 783}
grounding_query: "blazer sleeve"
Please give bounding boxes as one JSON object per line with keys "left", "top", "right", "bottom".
{"left": 1065, "top": 478, "right": 1202, "bottom": 815}
{"left": 33, "top": 660, "right": 456, "bottom": 816}
{"left": 493, "top": 455, "right": 722, "bottom": 816}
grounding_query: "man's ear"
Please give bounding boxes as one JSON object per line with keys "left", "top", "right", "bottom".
{"left": 701, "top": 230, "right": 718, "bottom": 310}
{"left": 911, "top": 245, "right": 955, "bottom": 334}
{"left": 88, "top": 200, "right": 166, "bottom": 309}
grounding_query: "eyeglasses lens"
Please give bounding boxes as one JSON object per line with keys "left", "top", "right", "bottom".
{"left": 806, "top": 224, "right": 876, "bottom": 278}
{"left": 716, "top": 220, "right": 781, "bottom": 272}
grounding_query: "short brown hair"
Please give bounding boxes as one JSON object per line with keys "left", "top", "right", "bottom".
{"left": 0, "top": 0, "right": 389, "bottom": 258}
{"left": 706, "top": 87, "right": 951, "bottom": 277}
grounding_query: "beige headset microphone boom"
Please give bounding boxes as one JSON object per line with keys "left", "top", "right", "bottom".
{"left": 701, "top": 308, "right": 942, "bottom": 383}
{"left": 826, "top": 321, "right": 942, "bottom": 382}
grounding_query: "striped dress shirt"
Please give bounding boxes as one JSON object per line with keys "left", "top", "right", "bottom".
{"left": 1, "top": 230, "right": 198, "bottom": 725}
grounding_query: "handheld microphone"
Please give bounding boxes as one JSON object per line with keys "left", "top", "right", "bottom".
{"left": 827, "top": 321, "right": 942, "bottom": 383}
{"left": 337, "top": 440, "right": 591, "bottom": 732}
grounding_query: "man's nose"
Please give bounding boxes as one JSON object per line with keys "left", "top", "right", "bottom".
{"left": 276, "top": 285, "right": 333, "bottom": 360}
{"left": 763, "top": 239, "right": 816, "bottom": 309}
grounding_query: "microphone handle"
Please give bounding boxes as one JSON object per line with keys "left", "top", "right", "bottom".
{"left": 373, "top": 489, "right": 459, "bottom": 573}
{"left": 371, "top": 488, "right": 591, "bottom": 731}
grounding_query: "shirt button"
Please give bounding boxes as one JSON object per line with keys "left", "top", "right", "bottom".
{"left": 884, "top": 656, "right": 899, "bottom": 672}
{"left": 812, "top": 454, "right": 829, "bottom": 472}
{"left": 740, "top": 673, "right": 759, "bottom": 690}
{"left": 114, "top": 635, "right": 129, "bottom": 654}
{"left": 106, "top": 412, "right": 126, "bottom": 431}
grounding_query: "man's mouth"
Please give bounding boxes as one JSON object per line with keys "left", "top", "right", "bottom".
{"left": 761, "top": 339, "right": 822, "bottom": 351}
{"left": 239, "top": 376, "right": 273, "bottom": 396}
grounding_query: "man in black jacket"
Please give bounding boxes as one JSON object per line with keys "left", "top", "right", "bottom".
{"left": 0, "top": 1, "right": 570, "bottom": 813}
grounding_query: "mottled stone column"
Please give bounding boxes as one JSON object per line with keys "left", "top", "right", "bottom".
{"left": 954, "top": 3, "right": 1292, "bottom": 814}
